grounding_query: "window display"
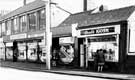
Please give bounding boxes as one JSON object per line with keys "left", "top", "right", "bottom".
{"left": 87, "top": 35, "right": 119, "bottom": 62}
{"left": 6, "top": 43, "right": 13, "bottom": 59}
{"left": 0, "top": 45, "right": 5, "bottom": 60}
{"left": 18, "top": 42, "right": 26, "bottom": 60}
{"left": 27, "top": 42, "right": 38, "bottom": 61}
{"left": 39, "top": 43, "right": 47, "bottom": 62}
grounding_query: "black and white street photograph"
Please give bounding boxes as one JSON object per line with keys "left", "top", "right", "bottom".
{"left": 0, "top": 0, "right": 135, "bottom": 80}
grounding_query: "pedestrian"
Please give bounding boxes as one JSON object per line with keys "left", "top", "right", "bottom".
{"left": 97, "top": 49, "right": 105, "bottom": 72}
{"left": 93, "top": 50, "right": 99, "bottom": 71}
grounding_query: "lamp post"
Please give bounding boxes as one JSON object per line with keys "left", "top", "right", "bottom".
{"left": 44, "top": 0, "right": 52, "bottom": 70}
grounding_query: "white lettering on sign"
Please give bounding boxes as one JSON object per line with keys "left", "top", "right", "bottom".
{"left": 96, "top": 28, "right": 109, "bottom": 34}
{"left": 10, "top": 33, "right": 27, "bottom": 40}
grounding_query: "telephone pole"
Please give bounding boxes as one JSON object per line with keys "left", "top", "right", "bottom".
{"left": 44, "top": 0, "right": 52, "bottom": 70}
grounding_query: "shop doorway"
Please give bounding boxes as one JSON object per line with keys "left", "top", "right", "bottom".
{"left": 13, "top": 41, "right": 18, "bottom": 62}
{"left": 78, "top": 38, "right": 86, "bottom": 68}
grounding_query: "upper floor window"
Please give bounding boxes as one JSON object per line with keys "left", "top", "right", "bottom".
{"left": 39, "top": 9, "right": 46, "bottom": 30}
{"left": 13, "top": 18, "right": 19, "bottom": 34}
{"left": 6, "top": 20, "right": 11, "bottom": 35}
{"left": 28, "top": 13, "right": 36, "bottom": 31}
{"left": 20, "top": 15, "right": 27, "bottom": 32}
{"left": 2, "top": 22, "right": 6, "bottom": 36}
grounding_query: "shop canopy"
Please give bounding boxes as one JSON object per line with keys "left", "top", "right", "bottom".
{"left": 58, "top": 6, "right": 135, "bottom": 29}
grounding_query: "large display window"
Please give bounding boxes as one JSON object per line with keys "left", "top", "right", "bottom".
{"left": 0, "top": 43, "right": 5, "bottom": 60}
{"left": 27, "top": 42, "right": 38, "bottom": 61}
{"left": 18, "top": 42, "right": 26, "bottom": 60}
{"left": 6, "top": 43, "right": 13, "bottom": 60}
{"left": 39, "top": 41, "right": 47, "bottom": 63}
{"left": 87, "top": 35, "right": 119, "bottom": 62}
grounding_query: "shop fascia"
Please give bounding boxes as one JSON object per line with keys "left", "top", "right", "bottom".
{"left": 77, "top": 25, "right": 120, "bottom": 37}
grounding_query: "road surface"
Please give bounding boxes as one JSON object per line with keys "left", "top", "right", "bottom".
{"left": 0, "top": 67, "right": 110, "bottom": 80}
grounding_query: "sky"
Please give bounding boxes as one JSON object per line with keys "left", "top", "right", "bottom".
{"left": 0, "top": 0, "right": 135, "bottom": 13}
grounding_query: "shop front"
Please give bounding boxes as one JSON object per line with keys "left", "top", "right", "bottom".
{"left": 77, "top": 25, "right": 120, "bottom": 71}
{"left": 0, "top": 38, "right": 5, "bottom": 60}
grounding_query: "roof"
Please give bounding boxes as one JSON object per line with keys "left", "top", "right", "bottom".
{"left": 0, "top": 0, "right": 46, "bottom": 21}
{"left": 58, "top": 6, "right": 135, "bottom": 29}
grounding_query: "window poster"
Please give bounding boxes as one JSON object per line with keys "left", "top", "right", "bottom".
{"left": 27, "top": 42, "right": 37, "bottom": 61}
{"left": 59, "top": 44, "right": 74, "bottom": 64}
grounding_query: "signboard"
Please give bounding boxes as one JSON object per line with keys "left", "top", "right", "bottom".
{"left": 79, "top": 25, "right": 120, "bottom": 37}
{"left": 0, "top": 38, "right": 3, "bottom": 42}
{"left": 6, "top": 42, "right": 13, "bottom": 47}
{"left": 59, "top": 37, "right": 74, "bottom": 44}
{"left": 28, "top": 33, "right": 44, "bottom": 38}
{"left": 10, "top": 33, "right": 27, "bottom": 40}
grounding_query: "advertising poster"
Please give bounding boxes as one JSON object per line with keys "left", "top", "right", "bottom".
{"left": 59, "top": 44, "right": 74, "bottom": 64}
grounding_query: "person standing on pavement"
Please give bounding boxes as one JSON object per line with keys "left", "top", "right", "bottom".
{"left": 93, "top": 50, "right": 99, "bottom": 71}
{"left": 97, "top": 49, "right": 105, "bottom": 72}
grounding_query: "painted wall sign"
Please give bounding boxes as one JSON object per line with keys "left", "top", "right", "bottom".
{"left": 10, "top": 33, "right": 27, "bottom": 40}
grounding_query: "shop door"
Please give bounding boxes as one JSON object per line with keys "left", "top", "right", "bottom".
{"left": 78, "top": 38, "right": 86, "bottom": 68}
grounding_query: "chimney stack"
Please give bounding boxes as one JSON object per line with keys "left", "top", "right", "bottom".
{"left": 83, "top": 0, "right": 87, "bottom": 11}
{"left": 24, "top": 0, "right": 26, "bottom": 5}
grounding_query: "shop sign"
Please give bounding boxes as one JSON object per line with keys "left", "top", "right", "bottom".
{"left": 80, "top": 25, "right": 120, "bottom": 36}
{"left": 10, "top": 33, "right": 27, "bottom": 40}
{"left": 59, "top": 37, "right": 74, "bottom": 44}
{"left": 6, "top": 42, "right": 13, "bottom": 47}
{"left": 0, "top": 38, "right": 3, "bottom": 42}
{"left": 28, "top": 33, "right": 44, "bottom": 38}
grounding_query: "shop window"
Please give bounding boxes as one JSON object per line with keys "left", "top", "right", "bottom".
{"left": 87, "top": 35, "right": 119, "bottom": 62}
{"left": 20, "top": 15, "right": 27, "bottom": 32}
{"left": 18, "top": 42, "right": 26, "bottom": 60}
{"left": 6, "top": 20, "right": 11, "bottom": 35}
{"left": 13, "top": 18, "right": 19, "bottom": 34}
{"left": 27, "top": 42, "right": 38, "bottom": 61}
{"left": 39, "top": 9, "right": 46, "bottom": 30}
{"left": 2, "top": 22, "right": 6, "bottom": 36}
{"left": 129, "top": 29, "right": 135, "bottom": 53}
{"left": 0, "top": 23, "right": 2, "bottom": 37}
{"left": 28, "top": 13, "right": 36, "bottom": 31}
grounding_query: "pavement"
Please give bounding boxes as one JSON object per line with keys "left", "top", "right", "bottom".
{"left": 0, "top": 60, "right": 135, "bottom": 80}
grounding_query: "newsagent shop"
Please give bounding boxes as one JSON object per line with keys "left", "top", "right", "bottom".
{"left": 57, "top": 6, "right": 135, "bottom": 73}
